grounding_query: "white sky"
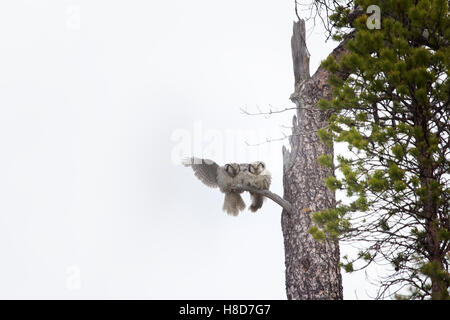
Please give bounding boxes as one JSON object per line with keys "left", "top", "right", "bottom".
{"left": 0, "top": 0, "right": 381, "bottom": 299}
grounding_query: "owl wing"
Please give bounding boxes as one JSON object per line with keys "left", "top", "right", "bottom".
{"left": 182, "top": 157, "right": 220, "bottom": 188}
{"left": 261, "top": 169, "right": 272, "bottom": 189}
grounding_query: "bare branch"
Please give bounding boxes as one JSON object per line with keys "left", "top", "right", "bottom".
{"left": 245, "top": 127, "right": 328, "bottom": 147}
{"left": 231, "top": 184, "right": 293, "bottom": 215}
{"left": 240, "top": 105, "right": 313, "bottom": 117}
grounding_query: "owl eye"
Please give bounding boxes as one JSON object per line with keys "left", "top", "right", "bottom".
{"left": 259, "top": 162, "right": 265, "bottom": 169}
{"left": 225, "top": 164, "right": 231, "bottom": 171}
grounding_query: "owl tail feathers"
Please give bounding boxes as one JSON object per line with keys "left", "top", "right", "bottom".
{"left": 223, "top": 192, "right": 246, "bottom": 216}
{"left": 249, "top": 193, "right": 265, "bottom": 212}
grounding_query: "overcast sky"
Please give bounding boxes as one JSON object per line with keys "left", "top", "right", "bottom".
{"left": 0, "top": 0, "right": 381, "bottom": 299}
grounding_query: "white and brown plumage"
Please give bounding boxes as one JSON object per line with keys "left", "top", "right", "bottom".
{"left": 243, "top": 161, "right": 272, "bottom": 212}
{"left": 183, "top": 157, "right": 246, "bottom": 216}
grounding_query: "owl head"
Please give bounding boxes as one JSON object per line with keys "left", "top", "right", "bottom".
{"left": 224, "top": 163, "right": 240, "bottom": 177}
{"left": 248, "top": 161, "right": 265, "bottom": 175}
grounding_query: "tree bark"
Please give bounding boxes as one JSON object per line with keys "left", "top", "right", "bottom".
{"left": 280, "top": 20, "right": 344, "bottom": 300}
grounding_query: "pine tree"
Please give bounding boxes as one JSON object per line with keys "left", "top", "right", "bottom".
{"left": 313, "top": 0, "right": 450, "bottom": 299}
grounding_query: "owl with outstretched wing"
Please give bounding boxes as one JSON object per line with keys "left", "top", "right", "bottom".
{"left": 183, "top": 157, "right": 246, "bottom": 216}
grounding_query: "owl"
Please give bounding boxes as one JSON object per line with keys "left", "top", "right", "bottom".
{"left": 242, "top": 161, "right": 272, "bottom": 212}
{"left": 183, "top": 157, "right": 246, "bottom": 216}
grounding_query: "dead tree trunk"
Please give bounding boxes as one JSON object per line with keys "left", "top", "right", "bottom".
{"left": 280, "top": 20, "right": 344, "bottom": 300}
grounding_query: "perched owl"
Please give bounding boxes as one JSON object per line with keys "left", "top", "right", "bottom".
{"left": 183, "top": 157, "right": 246, "bottom": 216}
{"left": 243, "top": 161, "right": 272, "bottom": 212}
